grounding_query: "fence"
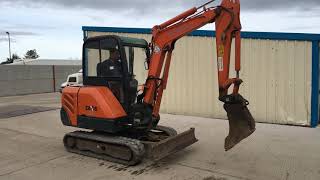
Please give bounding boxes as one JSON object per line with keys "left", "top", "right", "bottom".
{"left": 0, "top": 65, "right": 81, "bottom": 97}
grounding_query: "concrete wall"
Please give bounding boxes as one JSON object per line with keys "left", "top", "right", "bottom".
{"left": 87, "top": 31, "right": 313, "bottom": 126}
{"left": 0, "top": 65, "right": 81, "bottom": 97}
{"left": 53, "top": 66, "right": 82, "bottom": 92}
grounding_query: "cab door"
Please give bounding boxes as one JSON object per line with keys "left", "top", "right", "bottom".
{"left": 82, "top": 36, "right": 131, "bottom": 111}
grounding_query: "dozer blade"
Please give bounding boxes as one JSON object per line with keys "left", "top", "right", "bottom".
{"left": 224, "top": 94, "right": 256, "bottom": 151}
{"left": 143, "top": 128, "right": 198, "bottom": 160}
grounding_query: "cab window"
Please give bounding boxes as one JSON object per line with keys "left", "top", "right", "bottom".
{"left": 84, "top": 38, "right": 122, "bottom": 78}
{"left": 123, "top": 46, "right": 148, "bottom": 84}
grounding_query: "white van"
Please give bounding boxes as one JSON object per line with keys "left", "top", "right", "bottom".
{"left": 60, "top": 69, "right": 83, "bottom": 92}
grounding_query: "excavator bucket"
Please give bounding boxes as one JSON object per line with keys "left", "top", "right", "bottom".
{"left": 224, "top": 94, "right": 256, "bottom": 151}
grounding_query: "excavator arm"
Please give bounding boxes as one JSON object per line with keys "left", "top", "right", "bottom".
{"left": 142, "top": 0, "right": 255, "bottom": 150}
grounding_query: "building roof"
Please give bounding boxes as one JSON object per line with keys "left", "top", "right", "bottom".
{"left": 8, "top": 59, "right": 81, "bottom": 66}
{"left": 82, "top": 26, "right": 320, "bottom": 42}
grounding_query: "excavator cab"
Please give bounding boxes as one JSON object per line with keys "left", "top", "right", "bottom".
{"left": 83, "top": 35, "right": 150, "bottom": 112}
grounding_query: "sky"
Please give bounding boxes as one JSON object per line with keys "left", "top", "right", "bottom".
{"left": 0, "top": 0, "right": 320, "bottom": 62}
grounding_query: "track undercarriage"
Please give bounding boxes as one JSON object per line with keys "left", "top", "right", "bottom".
{"left": 63, "top": 126, "right": 197, "bottom": 165}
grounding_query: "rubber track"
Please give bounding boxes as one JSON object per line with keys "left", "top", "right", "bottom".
{"left": 63, "top": 131, "right": 145, "bottom": 166}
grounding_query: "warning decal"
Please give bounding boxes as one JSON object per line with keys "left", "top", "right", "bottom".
{"left": 218, "top": 57, "right": 223, "bottom": 71}
{"left": 218, "top": 45, "right": 224, "bottom": 57}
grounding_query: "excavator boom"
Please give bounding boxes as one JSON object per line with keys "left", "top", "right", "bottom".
{"left": 142, "top": 0, "right": 255, "bottom": 150}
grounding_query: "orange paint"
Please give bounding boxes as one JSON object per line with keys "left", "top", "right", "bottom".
{"left": 78, "top": 86, "right": 127, "bottom": 119}
{"left": 61, "top": 86, "right": 79, "bottom": 126}
{"left": 159, "top": 7, "right": 197, "bottom": 29}
{"left": 61, "top": 86, "right": 127, "bottom": 127}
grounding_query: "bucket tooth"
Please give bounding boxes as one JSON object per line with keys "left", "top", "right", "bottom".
{"left": 224, "top": 94, "right": 256, "bottom": 151}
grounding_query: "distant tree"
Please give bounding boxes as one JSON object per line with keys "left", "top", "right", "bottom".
{"left": 11, "top": 53, "right": 20, "bottom": 60}
{"left": 0, "top": 53, "right": 20, "bottom": 65}
{"left": 24, "top": 49, "right": 40, "bottom": 59}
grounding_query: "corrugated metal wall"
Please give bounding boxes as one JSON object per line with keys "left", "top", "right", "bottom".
{"left": 87, "top": 31, "right": 312, "bottom": 126}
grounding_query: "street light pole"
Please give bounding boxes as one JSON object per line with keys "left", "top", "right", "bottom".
{"left": 6, "top": 32, "right": 11, "bottom": 61}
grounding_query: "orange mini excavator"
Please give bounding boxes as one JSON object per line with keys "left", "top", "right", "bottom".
{"left": 60, "top": 0, "right": 255, "bottom": 165}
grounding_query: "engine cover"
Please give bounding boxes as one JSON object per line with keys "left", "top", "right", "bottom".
{"left": 61, "top": 86, "right": 127, "bottom": 132}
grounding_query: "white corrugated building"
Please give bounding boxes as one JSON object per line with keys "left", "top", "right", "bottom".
{"left": 82, "top": 26, "right": 320, "bottom": 127}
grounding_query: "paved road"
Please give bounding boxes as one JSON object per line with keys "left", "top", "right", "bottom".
{"left": 0, "top": 93, "right": 319, "bottom": 180}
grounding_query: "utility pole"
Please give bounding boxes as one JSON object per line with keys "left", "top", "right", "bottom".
{"left": 6, "top": 32, "right": 11, "bottom": 61}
